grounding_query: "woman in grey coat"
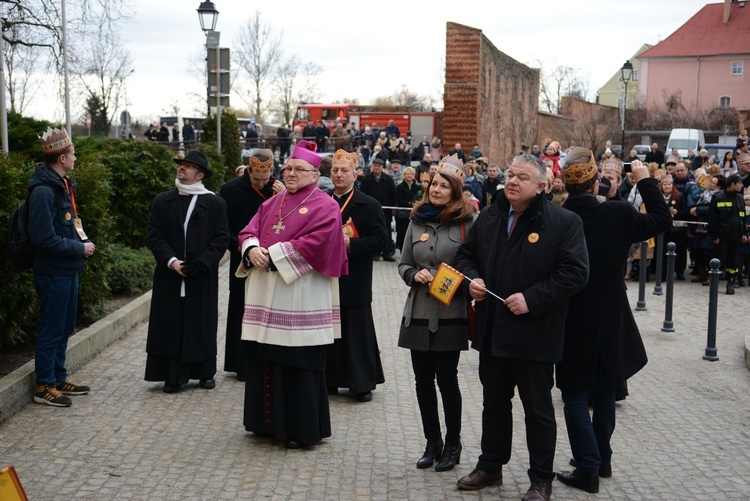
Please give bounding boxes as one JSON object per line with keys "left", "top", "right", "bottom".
{"left": 398, "top": 154, "right": 475, "bottom": 473}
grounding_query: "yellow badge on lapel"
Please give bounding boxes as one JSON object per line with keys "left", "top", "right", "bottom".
{"left": 65, "top": 212, "right": 72, "bottom": 221}
{"left": 528, "top": 233, "right": 539, "bottom": 243}
{"left": 299, "top": 207, "right": 308, "bottom": 214}
{"left": 420, "top": 233, "right": 430, "bottom": 242}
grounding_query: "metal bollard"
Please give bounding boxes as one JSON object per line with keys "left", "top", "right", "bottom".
{"left": 703, "top": 258, "right": 721, "bottom": 361}
{"left": 661, "top": 242, "right": 676, "bottom": 332}
{"left": 636, "top": 240, "right": 648, "bottom": 311}
{"left": 653, "top": 233, "right": 664, "bottom": 295}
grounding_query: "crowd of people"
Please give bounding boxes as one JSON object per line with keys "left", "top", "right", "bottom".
{"left": 26, "top": 120, "right": 750, "bottom": 500}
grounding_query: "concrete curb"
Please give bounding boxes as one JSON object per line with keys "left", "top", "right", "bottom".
{"left": 0, "top": 290, "right": 152, "bottom": 423}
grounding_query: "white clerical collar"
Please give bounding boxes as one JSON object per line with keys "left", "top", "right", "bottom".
{"left": 333, "top": 188, "right": 354, "bottom": 199}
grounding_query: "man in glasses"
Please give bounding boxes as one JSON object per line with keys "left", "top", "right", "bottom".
{"left": 236, "top": 140, "right": 348, "bottom": 449}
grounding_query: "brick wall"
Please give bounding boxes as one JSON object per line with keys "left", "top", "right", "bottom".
{"left": 444, "top": 22, "right": 539, "bottom": 166}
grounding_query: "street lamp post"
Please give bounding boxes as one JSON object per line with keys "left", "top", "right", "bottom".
{"left": 197, "top": 2, "right": 220, "bottom": 150}
{"left": 620, "top": 60, "right": 633, "bottom": 160}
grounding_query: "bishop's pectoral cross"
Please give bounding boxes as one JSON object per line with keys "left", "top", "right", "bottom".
{"left": 272, "top": 220, "right": 286, "bottom": 234}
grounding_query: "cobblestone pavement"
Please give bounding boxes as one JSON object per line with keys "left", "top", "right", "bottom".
{"left": 1, "top": 260, "right": 749, "bottom": 500}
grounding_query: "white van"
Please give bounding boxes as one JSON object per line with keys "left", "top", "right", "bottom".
{"left": 667, "top": 129, "right": 705, "bottom": 158}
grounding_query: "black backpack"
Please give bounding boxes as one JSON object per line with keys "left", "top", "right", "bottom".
{"left": 7, "top": 188, "right": 37, "bottom": 269}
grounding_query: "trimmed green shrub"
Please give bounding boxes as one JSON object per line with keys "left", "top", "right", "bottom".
{"left": 7, "top": 113, "right": 51, "bottom": 158}
{"left": 0, "top": 153, "right": 40, "bottom": 347}
{"left": 108, "top": 244, "right": 154, "bottom": 296}
{"left": 201, "top": 110, "right": 241, "bottom": 180}
{"left": 97, "top": 140, "right": 175, "bottom": 249}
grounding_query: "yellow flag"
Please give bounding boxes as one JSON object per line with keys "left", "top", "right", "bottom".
{"left": 429, "top": 262, "right": 465, "bottom": 306}
{"left": 0, "top": 466, "right": 28, "bottom": 501}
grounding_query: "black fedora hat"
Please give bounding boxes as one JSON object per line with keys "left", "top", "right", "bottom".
{"left": 174, "top": 150, "right": 212, "bottom": 178}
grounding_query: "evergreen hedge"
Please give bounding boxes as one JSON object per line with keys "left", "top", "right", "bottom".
{"left": 0, "top": 118, "right": 207, "bottom": 349}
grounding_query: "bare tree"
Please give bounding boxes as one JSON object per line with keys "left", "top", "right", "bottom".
{"left": 392, "top": 84, "right": 429, "bottom": 109}
{"left": 296, "top": 61, "right": 322, "bottom": 104}
{"left": 234, "top": 10, "right": 283, "bottom": 122}
{"left": 272, "top": 55, "right": 299, "bottom": 125}
{"left": 537, "top": 63, "right": 592, "bottom": 114}
{"left": 3, "top": 22, "right": 41, "bottom": 113}
{"left": 71, "top": 26, "right": 133, "bottom": 134}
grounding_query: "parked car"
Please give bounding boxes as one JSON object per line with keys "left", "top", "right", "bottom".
{"left": 634, "top": 144, "right": 651, "bottom": 161}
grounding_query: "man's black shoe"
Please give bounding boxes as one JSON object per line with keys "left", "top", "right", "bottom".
{"left": 382, "top": 254, "right": 396, "bottom": 262}
{"left": 199, "top": 378, "right": 216, "bottom": 389}
{"left": 568, "top": 458, "right": 612, "bottom": 478}
{"left": 556, "top": 469, "right": 599, "bottom": 493}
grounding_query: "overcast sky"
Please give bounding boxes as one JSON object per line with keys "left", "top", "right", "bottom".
{"left": 30, "top": 0, "right": 714, "bottom": 125}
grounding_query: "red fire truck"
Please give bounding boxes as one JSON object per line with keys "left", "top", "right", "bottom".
{"left": 292, "top": 103, "right": 442, "bottom": 140}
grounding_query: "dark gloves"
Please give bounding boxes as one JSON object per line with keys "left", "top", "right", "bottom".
{"left": 181, "top": 260, "right": 207, "bottom": 276}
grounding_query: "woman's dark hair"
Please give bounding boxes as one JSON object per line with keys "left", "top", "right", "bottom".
{"left": 715, "top": 174, "right": 727, "bottom": 190}
{"left": 411, "top": 171, "right": 474, "bottom": 223}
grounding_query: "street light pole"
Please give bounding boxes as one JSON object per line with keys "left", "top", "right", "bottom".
{"left": 620, "top": 60, "right": 633, "bottom": 161}
{"left": 197, "top": 2, "right": 220, "bottom": 151}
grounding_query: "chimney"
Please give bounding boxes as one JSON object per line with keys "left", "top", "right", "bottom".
{"left": 723, "top": 0, "right": 731, "bottom": 23}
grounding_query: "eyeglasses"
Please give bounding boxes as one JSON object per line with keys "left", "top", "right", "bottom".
{"left": 283, "top": 167, "right": 316, "bottom": 174}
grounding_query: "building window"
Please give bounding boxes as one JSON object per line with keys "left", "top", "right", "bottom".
{"left": 731, "top": 61, "right": 743, "bottom": 75}
{"left": 632, "top": 69, "right": 639, "bottom": 81}
{"left": 720, "top": 96, "right": 731, "bottom": 108}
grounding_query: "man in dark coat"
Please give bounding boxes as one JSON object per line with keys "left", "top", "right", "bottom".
{"left": 360, "top": 157, "right": 397, "bottom": 261}
{"left": 182, "top": 119, "right": 195, "bottom": 143}
{"left": 644, "top": 142, "right": 665, "bottom": 167}
{"left": 326, "top": 149, "right": 390, "bottom": 401}
{"left": 145, "top": 150, "right": 230, "bottom": 393}
{"left": 454, "top": 154, "right": 589, "bottom": 501}
{"left": 219, "top": 150, "right": 284, "bottom": 380}
{"left": 481, "top": 164, "right": 503, "bottom": 208}
{"left": 276, "top": 124, "right": 291, "bottom": 161}
{"left": 555, "top": 149, "right": 671, "bottom": 494}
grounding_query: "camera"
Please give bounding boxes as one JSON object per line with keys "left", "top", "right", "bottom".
{"left": 622, "top": 162, "right": 632, "bottom": 173}
{"left": 597, "top": 177, "right": 611, "bottom": 197}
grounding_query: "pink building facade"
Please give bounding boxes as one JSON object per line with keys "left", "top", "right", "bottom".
{"left": 637, "top": 1, "right": 750, "bottom": 115}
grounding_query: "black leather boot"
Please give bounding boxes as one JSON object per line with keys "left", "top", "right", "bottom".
{"left": 435, "top": 442, "right": 461, "bottom": 471}
{"left": 416, "top": 438, "right": 443, "bottom": 468}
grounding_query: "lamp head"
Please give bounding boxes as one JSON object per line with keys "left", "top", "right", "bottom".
{"left": 197, "top": 1, "right": 219, "bottom": 33}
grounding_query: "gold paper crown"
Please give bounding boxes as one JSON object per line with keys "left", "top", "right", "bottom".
{"left": 600, "top": 158, "right": 623, "bottom": 175}
{"left": 39, "top": 127, "right": 72, "bottom": 155}
{"left": 562, "top": 156, "right": 598, "bottom": 185}
{"left": 248, "top": 149, "right": 275, "bottom": 173}
{"left": 736, "top": 152, "right": 750, "bottom": 165}
{"left": 419, "top": 172, "right": 431, "bottom": 182}
{"left": 332, "top": 149, "right": 358, "bottom": 169}
{"left": 437, "top": 154, "right": 469, "bottom": 181}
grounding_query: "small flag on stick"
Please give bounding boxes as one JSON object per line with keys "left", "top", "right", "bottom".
{"left": 428, "top": 262, "right": 505, "bottom": 305}
{"left": 429, "top": 262, "right": 465, "bottom": 306}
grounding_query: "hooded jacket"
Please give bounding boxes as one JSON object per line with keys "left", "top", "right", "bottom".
{"left": 27, "top": 163, "right": 86, "bottom": 275}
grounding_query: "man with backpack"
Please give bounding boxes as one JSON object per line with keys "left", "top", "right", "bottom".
{"left": 27, "top": 128, "right": 95, "bottom": 407}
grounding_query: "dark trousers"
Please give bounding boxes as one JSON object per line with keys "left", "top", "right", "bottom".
{"left": 34, "top": 273, "right": 79, "bottom": 386}
{"left": 477, "top": 346, "right": 556, "bottom": 483}
{"left": 560, "top": 360, "right": 616, "bottom": 475}
{"left": 410, "top": 350, "right": 462, "bottom": 444}
{"left": 716, "top": 239, "right": 741, "bottom": 275}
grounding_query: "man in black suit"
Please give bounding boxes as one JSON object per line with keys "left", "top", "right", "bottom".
{"left": 326, "top": 149, "right": 390, "bottom": 401}
{"left": 360, "top": 157, "right": 397, "bottom": 261}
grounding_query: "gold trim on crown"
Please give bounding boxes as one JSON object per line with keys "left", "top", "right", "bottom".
{"left": 600, "top": 158, "right": 622, "bottom": 175}
{"left": 737, "top": 152, "right": 750, "bottom": 165}
{"left": 332, "top": 149, "right": 358, "bottom": 169}
{"left": 437, "top": 153, "right": 469, "bottom": 181}
{"left": 39, "top": 127, "right": 72, "bottom": 155}
{"left": 562, "top": 157, "right": 598, "bottom": 185}
{"left": 248, "top": 150, "right": 274, "bottom": 173}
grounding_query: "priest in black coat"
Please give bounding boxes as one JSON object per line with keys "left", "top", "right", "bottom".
{"left": 145, "top": 151, "right": 230, "bottom": 393}
{"left": 326, "top": 149, "right": 390, "bottom": 401}
{"left": 555, "top": 149, "right": 671, "bottom": 493}
{"left": 219, "top": 149, "right": 284, "bottom": 380}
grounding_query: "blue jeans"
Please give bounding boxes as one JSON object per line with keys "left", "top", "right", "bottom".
{"left": 560, "top": 361, "right": 616, "bottom": 475}
{"left": 34, "top": 273, "right": 79, "bottom": 386}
